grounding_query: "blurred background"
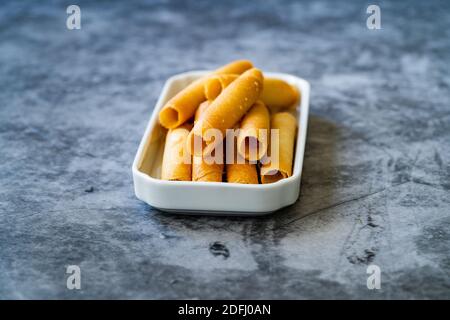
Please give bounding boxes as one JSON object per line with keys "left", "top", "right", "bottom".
{"left": 0, "top": 0, "right": 449, "bottom": 299}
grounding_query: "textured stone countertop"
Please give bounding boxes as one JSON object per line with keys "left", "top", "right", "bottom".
{"left": 1, "top": 0, "right": 449, "bottom": 299}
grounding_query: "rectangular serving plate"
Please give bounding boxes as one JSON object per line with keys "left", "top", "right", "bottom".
{"left": 132, "top": 71, "right": 310, "bottom": 215}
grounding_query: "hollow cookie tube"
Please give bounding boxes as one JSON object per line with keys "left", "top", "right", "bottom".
{"left": 204, "top": 75, "right": 299, "bottom": 113}
{"left": 187, "top": 68, "right": 264, "bottom": 157}
{"left": 226, "top": 160, "right": 259, "bottom": 184}
{"left": 158, "top": 60, "right": 253, "bottom": 129}
{"left": 192, "top": 101, "right": 224, "bottom": 182}
{"left": 161, "top": 124, "right": 192, "bottom": 181}
{"left": 259, "top": 78, "right": 300, "bottom": 113}
{"left": 204, "top": 74, "right": 239, "bottom": 100}
{"left": 237, "top": 101, "right": 270, "bottom": 161}
{"left": 260, "top": 112, "right": 297, "bottom": 184}
{"left": 225, "top": 128, "right": 259, "bottom": 184}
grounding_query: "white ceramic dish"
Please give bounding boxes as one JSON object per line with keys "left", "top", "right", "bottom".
{"left": 132, "top": 71, "right": 310, "bottom": 215}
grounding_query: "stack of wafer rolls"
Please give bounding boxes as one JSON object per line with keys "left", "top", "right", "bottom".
{"left": 187, "top": 68, "right": 264, "bottom": 157}
{"left": 159, "top": 60, "right": 253, "bottom": 129}
{"left": 158, "top": 59, "right": 299, "bottom": 184}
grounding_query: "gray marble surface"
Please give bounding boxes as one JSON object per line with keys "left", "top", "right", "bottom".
{"left": 1, "top": 0, "right": 449, "bottom": 299}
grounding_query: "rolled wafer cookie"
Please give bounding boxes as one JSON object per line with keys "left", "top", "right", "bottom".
{"left": 261, "top": 112, "right": 297, "bottom": 184}
{"left": 236, "top": 101, "right": 270, "bottom": 161}
{"left": 260, "top": 78, "right": 299, "bottom": 112}
{"left": 204, "top": 74, "right": 239, "bottom": 100}
{"left": 192, "top": 101, "right": 224, "bottom": 182}
{"left": 225, "top": 128, "right": 259, "bottom": 184}
{"left": 226, "top": 160, "right": 258, "bottom": 184}
{"left": 161, "top": 124, "right": 192, "bottom": 181}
